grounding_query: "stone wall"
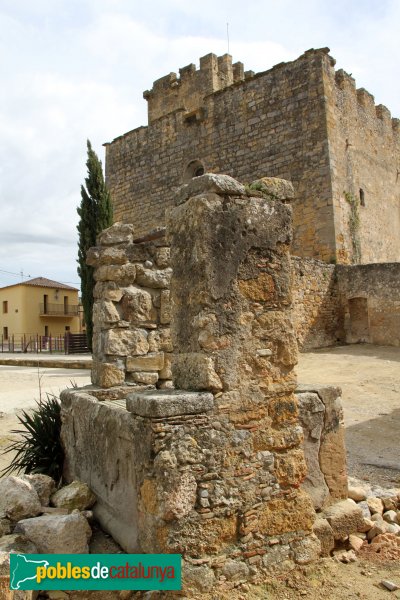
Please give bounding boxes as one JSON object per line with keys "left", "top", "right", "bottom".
{"left": 337, "top": 263, "right": 400, "bottom": 346}
{"left": 291, "top": 257, "right": 343, "bottom": 350}
{"left": 105, "top": 48, "right": 337, "bottom": 261}
{"left": 325, "top": 66, "right": 400, "bottom": 264}
{"left": 105, "top": 47, "right": 400, "bottom": 266}
{"left": 61, "top": 176, "right": 329, "bottom": 591}
{"left": 87, "top": 225, "right": 172, "bottom": 389}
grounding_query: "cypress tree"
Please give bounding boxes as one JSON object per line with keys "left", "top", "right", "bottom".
{"left": 77, "top": 140, "right": 113, "bottom": 351}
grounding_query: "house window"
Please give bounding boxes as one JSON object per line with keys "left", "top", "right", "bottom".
{"left": 359, "top": 188, "right": 365, "bottom": 206}
{"left": 64, "top": 296, "right": 68, "bottom": 314}
{"left": 3, "top": 327, "right": 8, "bottom": 340}
{"left": 44, "top": 325, "right": 49, "bottom": 337}
{"left": 2, "top": 300, "right": 8, "bottom": 314}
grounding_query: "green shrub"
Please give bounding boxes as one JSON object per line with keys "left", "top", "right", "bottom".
{"left": 1, "top": 394, "right": 64, "bottom": 481}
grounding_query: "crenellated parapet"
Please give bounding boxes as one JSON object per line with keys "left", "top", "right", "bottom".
{"left": 143, "top": 53, "right": 245, "bottom": 124}
{"left": 335, "top": 69, "right": 398, "bottom": 132}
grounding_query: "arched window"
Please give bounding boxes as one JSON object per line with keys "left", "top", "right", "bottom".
{"left": 183, "top": 160, "right": 205, "bottom": 183}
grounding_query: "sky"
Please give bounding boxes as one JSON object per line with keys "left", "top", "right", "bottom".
{"left": 0, "top": 0, "right": 399, "bottom": 290}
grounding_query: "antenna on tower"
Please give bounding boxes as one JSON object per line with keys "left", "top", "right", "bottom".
{"left": 227, "top": 22, "right": 230, "bottom": 55}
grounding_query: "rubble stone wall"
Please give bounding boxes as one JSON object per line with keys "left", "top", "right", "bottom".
{"left": 126, "top": 175, "right": 320, "bottom": 580}
{"left": 87, "top": 226, "right": 173, "bottom": 389}
{"left": 61, "top": 176, "right": 334, "bottom": 591}
{"left": 291, "top": 257, "right": 343, "bottom": 350}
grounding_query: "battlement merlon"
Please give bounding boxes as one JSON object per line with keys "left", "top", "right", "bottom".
{"left": 143, "top": 53, "right": 245, "bottom": 124}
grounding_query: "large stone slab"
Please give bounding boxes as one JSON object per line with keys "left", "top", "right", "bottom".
{"left": 126, "top": 390, "right": 214, "bottom": 417}
{"left": 175, "top": 173, "right": 246, "bottom": 206}
{"left": 60, "top": 391, "right": 139, "bottom": 552}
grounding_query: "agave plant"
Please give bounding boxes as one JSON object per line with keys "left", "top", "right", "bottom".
{"left": 1, "top": 393, "right": 64, "bottom": 481}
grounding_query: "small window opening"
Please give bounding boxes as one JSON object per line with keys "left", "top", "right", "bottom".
{"left": 183, "top": 160, "right": 205, "bottom": 183}
{"left": 2, "top": 300, "right": 8, "bottom": 314}
{"left": 65, "top": 326, "right": 70, "bottom": 332}
{"left": 359, "top": 188, "right": 365, "bottom": 206}
{"left": 44, "top": 325, "right": 49, "bottom": 337}
{"left": 3, "top": 327, "right": 8, "bottom": 340}
{"left": 194, "top": 166, "right": 204, "bottom": 177}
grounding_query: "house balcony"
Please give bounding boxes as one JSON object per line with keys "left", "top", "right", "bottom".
{"left": 39, "top": 303, "right": 79, "bottom": 317}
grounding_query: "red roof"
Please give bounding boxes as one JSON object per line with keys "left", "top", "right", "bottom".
{"left": 0, "top": 277, "right": 78, "bottom": 292}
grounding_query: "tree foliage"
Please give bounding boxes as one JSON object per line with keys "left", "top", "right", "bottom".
{"left": 77, "top": 140, "right": 113, "bottom": 350}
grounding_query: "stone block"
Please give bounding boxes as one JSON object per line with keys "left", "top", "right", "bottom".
{"left": 172, "top": 353, "right": 222, "bottom": 392}
{"left": 0, "top": 534, "right": 38, "bottom": 553}
{"left": 94, "top": 264, "right": 136, "bottom": 283}
{"left": 257, "top": 490, "right": 315, "bottom": 536}
{"left": 312, "top": 517, "right": 334, "bottom": 556}
{"left": 20, "top": 475, "right": 55, "bottom": 507}
{"left": 126, "top": 352, "right": 164, "bottom": 372}
{"left": 148, "top": 329, "right": 172, "bottom": 352}
{"left": 97, "top": 222, "right": 134, "bottom": 245}
{"left": 91, "top": 360, "right": 125, "bottom": 388}
{"left": 175, "top": 173, "right": 246, "bottom": 206}
{"left": 129, "top": 372, "right": 159, "bottom": 385}
{"left": 297, "top": 391, "right": 328, "bottom": 509}
{"left": 126, "top": 390, "right": 214, "bottom": 417}
{"left": 104, "top": 329, "right": 149, "bottom": 357}
{"left": 61, "top": 393, "right": 140, "bottom": 552}
{"left": 323, "top": 499, "right": 364, "bottom": 540}
{"left": 15, "top": 513, "right": 91, "bottom": 553}
{"left": 136, "top": 266, "right": 172, "bottom": 289}
{"left": 155, "top": 247, "right": 170, "bottom": 268}
{"left": 93, "top": 300, "right": 120, "bottom": 325}
{"left": 121, "top": 286, "right": 155, "bottom": 324}
{"left": 0, "top": 477, "right": 41, "bottom": 521}
{"left": 291, "top": 534, "right": 321, "bottom": 564}
{"left": 86, "top": 246, "right": 128, "bottom": 267}
{"left": 51, "top": 481, "right": 96, "bottom": 511}
{"left": 160, "top": 289, "right": 171, "bottom": 324}
{"left": 249, "top": 177, "right": 295, "bottom": 200}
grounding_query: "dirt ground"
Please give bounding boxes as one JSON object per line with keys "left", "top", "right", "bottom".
{"left": 297, "top": 344, "right": 400, "bottom": 488}
{"left": 1, "top": 346, "right": 399, "bottom": 599}
{"left": 0, "top": 364, "right": 91, "bottom": 475}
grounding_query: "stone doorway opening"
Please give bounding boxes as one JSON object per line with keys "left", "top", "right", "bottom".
{"left": 347, "top": 297, "right": 370, "bottom": 343}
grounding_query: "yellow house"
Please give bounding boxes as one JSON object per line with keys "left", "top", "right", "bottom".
{"left": 0, "top": 277, "right": 81, "bottom": 340}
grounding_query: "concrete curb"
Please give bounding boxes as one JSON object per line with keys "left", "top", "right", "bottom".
{"left": 0, "top": 357, "right": 92, "bottom": 370}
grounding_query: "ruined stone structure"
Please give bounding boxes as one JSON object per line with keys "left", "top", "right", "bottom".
{"left": 292, "top": 259, "right": 400, "bottom": 349}
{"left": 105, "top": 48, "right": 400, "bottom": 265}
{"left": 61, "top": 176, "right": 353, "bottom": 593}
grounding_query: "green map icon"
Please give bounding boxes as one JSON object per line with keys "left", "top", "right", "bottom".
{"left": 10, "top": 555, "right": 49, "bottom": 590}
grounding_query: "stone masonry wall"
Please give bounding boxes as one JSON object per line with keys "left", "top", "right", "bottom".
{"left": 324, "top": 66, "right": 400, "bottom": 264}
{"left": 87, "top": 225, "right": 172, "bottom": 389}
{"left": 292, "top": 257, "right": 343, "bottom": 350}
{"left": 105, "top": 48, "right": 337, "bottom": 261}
{"left": 337, "top": 263, "right": 400, "bottom": 346}
{"left": 106, "top": 47, "right": 400, "bottom": 266}
{"left": 125, "top": 174, "right": 320, "bottom": 590}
